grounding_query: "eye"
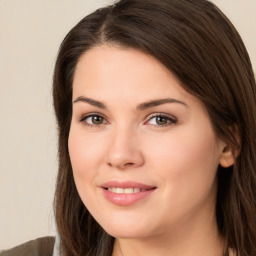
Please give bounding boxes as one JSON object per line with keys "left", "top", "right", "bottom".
{"left": 146, "top": 114, "right": 177, "bottom": 127}
{"left": 80, "top": 114, "right": 108, "bottom": 126}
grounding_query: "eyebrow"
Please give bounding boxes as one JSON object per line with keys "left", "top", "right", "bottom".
{"left": 73, "top": 96, "right": 188, "bottom": 110}
{"left": 73, "top": 96, "right": 106, "bottom": 109}
{"left": 136, "top": 98, "right": 188, "bottom": 111}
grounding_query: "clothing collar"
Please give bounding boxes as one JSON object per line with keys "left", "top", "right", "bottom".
{"left": 52, "top": 233, "right": 60, "bottom": 256}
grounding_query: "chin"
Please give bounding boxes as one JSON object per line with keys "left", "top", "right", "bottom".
{"left": 98, "top": 216, "right": 156, "bottom": 239}
{"left": 105, "top": 228, "right": 149, "bottom": 239}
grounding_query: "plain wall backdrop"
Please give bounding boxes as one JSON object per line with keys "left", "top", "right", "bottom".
{"left": 0, "top": 0, "right": 255, "bottom": 250}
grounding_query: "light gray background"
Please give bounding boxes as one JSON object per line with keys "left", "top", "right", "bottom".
{"left": 0, "top": 0, "right": 255, "bottom": 249}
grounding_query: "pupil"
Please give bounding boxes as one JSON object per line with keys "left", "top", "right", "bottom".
{"left": 93, "top": 116, "right": 103, "bottom": 124}
{"left": 156, "top": 116, "right": 167, "bottom": 125}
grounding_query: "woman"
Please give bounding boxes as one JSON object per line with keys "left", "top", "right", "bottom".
{"left": 3, "top": 0, "right": 255, "bottom": 255}
{"left": 52, "top": 0, "right": 256, "bottom": 255}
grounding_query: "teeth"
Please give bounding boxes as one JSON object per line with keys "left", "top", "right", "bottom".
{"left": 108, "top": 187, "right": 142, "bottom": 194}
{"left": 133, "top": 188, "right": 140, "bottom": 193}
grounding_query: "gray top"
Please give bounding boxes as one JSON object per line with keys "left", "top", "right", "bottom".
{"left": 0, "top": 236, "right": 56, "bottom": 256}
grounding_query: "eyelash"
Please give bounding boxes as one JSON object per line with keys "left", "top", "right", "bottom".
{"left": 146, "top": 113, "right": 177, "bottom": 127}
{"left": 80, "top": 113, "right": 108, "bottom": 127}
{"left": 79, "top": 113, "right": 177, "bottom": 128}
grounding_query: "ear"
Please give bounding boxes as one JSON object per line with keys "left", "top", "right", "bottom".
{"left": 219, "top": 126, "right": 240, "bottom": 168}
{"left": 219, "top": 145, "right": 236, "bottom": 168}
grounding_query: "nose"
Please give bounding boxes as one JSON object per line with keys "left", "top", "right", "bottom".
{"left": 105, "top": 126, "right": 144, "bottom": 170}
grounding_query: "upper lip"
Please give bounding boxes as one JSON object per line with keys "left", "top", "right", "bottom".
{"left": 100, "top": 180, "right": 156, "bottom": 190}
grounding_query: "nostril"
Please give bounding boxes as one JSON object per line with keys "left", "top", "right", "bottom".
{"left": 125, "top": 163, "right": 134, "bottom": 166}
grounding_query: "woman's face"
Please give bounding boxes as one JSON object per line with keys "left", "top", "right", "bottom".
{"left": 69, "top": 45, "right": 226, "bottom": 239}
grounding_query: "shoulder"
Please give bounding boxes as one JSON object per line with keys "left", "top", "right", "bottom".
{"left": 1, "top": 236, "right": 55, "bottom": 256}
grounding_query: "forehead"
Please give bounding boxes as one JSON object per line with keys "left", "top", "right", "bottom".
{"left": 73, "top": 45, "right": 171, "bottom": 84}
{"left": 72, "top": 45, "right": 206, "bottom": 114}
{"left": 74, "top": 46, "right": 183, "bottom": 95}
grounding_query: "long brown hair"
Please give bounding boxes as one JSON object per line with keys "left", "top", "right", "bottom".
{"left": 53, "top": 0, "right": 256, "bottom": 255}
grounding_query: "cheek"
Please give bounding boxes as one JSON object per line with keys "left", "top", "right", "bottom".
{"left": 147, "top": 128, "right": 218, "bottom": 167}
{"left": 144, "top": 125, "right": 220, "bottom": 196}
{"left": 141, "top": 126, "right": 220, "bottom": 225}
{"left": 68, "top": 126, "right": 105, "bottom": 203}
{"left": 68, "top": 126, "right": 104, "bottom": 175}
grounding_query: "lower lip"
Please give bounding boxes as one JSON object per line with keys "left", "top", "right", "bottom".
{"left": 101, "top": 188, "right": 156, "bottom": 206}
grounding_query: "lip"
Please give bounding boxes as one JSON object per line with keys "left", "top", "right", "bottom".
{"left": 100, "top": 180, "right": 156, "bottom": 189}
{"left": 99, "top": 180, "right": 157, "bottom": 206}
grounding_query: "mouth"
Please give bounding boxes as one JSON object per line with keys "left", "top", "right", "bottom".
{"left": 100, "top": 181, "right": 157, "bottom": 206}
{"left": 104, "top": 187, "right": 149, "bottom": 194}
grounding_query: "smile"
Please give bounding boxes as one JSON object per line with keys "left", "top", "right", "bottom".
{"left": 107, "top": 187, "right": 147, "bottom": 194}
{"left": 100, "top": 181, "right": 157, "bottom": 206}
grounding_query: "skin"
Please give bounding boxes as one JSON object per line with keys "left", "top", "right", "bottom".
{"left": 68, "top": 45, "right": 235, "bottom": 256}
